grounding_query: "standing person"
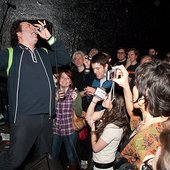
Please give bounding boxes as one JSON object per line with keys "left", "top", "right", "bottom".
{"left": 72, "top": 50, "right": 95, "bottom": 169}
{"left": 113, "top": 62, "right": 170, "bottom": 169}
{"left": 0, "top": 19, "right": 71, "bottom": 169}
{"left": 52, "top": 69, "right": 82, "bottom": 170}
{"left": 85, "top": 53, "right": 113, "bottom": 111}
{"left": 148, "top": 47, "right": 159, "bottom": 60}
{"left": 114, "top": 47, "right": 127, "bottom": 66}
{"left": 86, "top": 89, "right": 130, "bottom": 170}
{"left": 72, "top": 50, "right": 95, "bottom": 111}
{"left": 125, "top": 48, "right": 139, "bottom": 90}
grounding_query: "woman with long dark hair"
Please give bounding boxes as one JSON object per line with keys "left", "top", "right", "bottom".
{"left": 86, "top": 87, "right": 130, "bottom": 170}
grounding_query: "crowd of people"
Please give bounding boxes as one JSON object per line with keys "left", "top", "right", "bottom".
{"left": 0, "top": 19, "right": 170, "bottom": 170}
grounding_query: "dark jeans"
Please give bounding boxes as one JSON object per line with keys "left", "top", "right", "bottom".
{"left": 52, "top": 132, "right": 78, "bottom": 165}
{"left": 76, "top": 125, "right": 92, "bottom": 161}
{"left": 0, "top": 114, "right": 53, "bottom": 170}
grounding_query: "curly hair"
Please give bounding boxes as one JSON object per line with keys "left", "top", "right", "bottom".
{"left": 135, "top": 61, "right": 170, "bottom": 117}
{"left": 95, "top": 93, "right": 130, "bottom": 148}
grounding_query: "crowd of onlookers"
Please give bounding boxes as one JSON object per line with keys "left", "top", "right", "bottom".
{"left": 50, "top": 46, "right": 170, "bottom": 170}
{"left": 0, "top": 44, "right": 170, "bottom": 170}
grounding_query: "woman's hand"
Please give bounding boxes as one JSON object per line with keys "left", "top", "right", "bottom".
{"left": 112, "top": 65, "right": 129, "bottom": 89}
{"left": 86, "top": 118, "right": 95, "bottom": 129}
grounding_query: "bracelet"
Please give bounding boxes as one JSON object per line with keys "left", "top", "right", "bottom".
{"left": 91, "top": 100, "right": 97, "bottom": 104}
{"left": 91, "top": 131, "right": 96, "bottom": 135}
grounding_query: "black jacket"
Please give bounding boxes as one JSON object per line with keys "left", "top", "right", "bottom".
{"left": 0, "top": 37, "right": 71, "bottom": 124}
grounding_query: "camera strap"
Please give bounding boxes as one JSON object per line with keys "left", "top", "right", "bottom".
{"left": 109, "top": 82, "right": 115, "bottom": 101}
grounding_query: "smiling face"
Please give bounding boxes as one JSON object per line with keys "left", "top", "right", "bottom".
{"left": 117, "top": 48, "right": 126, "bottom": 61}
{"left": 59, "top": 72, "right": 72, "bottom": 88}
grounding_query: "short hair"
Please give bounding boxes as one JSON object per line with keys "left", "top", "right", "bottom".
{"left": 127, "top": 48, "right": 140, "bottom": 57}
{"left": 91, "top": 52, "right": 110, "bottom": 67}
{"left": 10, "top": 19, "right": 27, "bottom": 47}
{"left": 157, "top": 129, "right": 170, "bottom": 170}
{"left": 72, "top": 50, "right": 85, "bottom": 63}
{"left": 135, "top": 61, "right": 170, "bottom": 117}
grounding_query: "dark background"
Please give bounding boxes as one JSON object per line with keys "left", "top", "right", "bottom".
{"left": 0, "top": 0, "right": 170, "bottom": 60}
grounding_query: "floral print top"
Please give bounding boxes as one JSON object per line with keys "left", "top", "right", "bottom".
{"left": 121, "top": 120, "right": 164, "bottom": 169}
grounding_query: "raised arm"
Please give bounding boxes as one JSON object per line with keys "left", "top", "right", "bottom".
{"left": 113, "top": 65, "right": 134, "bottom": 117}
{"left": 35, "top": 20, "right": 71, "bottom": 66}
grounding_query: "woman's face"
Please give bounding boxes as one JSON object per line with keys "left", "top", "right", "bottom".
{"left": 59, "top": 72, "right": 71, "bottom": 88}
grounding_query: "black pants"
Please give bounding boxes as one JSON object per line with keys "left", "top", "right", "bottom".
{"left": 0, "top": 114, "right": 53, "bottom": 170}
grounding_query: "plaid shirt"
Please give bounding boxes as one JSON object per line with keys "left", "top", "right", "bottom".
{"left": 53, "top": 88, "right": 74, "bottom": 135}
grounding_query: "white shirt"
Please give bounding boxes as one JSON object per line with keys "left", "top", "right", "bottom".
{"left": 93, "top": 123, "right": 123, "bottom": 170}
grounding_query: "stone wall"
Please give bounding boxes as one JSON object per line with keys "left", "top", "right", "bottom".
{"left": 0, "top": 0, "right": 170, "bottom": 57}
{"left": 0, "top": 0, "right": 130, "bottom": 55}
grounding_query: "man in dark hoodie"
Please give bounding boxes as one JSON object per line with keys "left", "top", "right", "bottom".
{"left": 0, "top": 19, "right": 71, "bottom": 169}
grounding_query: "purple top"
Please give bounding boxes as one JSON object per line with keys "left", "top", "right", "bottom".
{"left": 53, "top": 88, "right": 74, "bottom": 135}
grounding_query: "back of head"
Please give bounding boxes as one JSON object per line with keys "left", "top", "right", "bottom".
{"left": 135, "top": 61, "right": 170, "bottom": 117}
{"left": 140, "top": 54, "right": 155, "bottom": 65}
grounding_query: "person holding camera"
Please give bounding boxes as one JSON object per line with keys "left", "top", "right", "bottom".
{"left": 113, "top": 62, "right": 170, "bottom": 169}
{"left": 52, "top": 69, "right": 82, "bottom": 170}
{"left": 86, "top": 86, "right": 130, "bottom": 170}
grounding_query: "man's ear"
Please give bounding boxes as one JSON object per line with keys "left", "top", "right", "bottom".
{"left": 16, "top": 32, "right": 21, "bottom": 39}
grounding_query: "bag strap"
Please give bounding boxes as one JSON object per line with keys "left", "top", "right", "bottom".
{"left": 7, "top": 47, "right": 13, "bottom": 76}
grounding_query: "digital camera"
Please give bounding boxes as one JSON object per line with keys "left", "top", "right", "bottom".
{"left": 94, "top": 87, "right": 107, "bottom": 100}
{"left": 106, "top": 68, "right": 117, "bottom": 81}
